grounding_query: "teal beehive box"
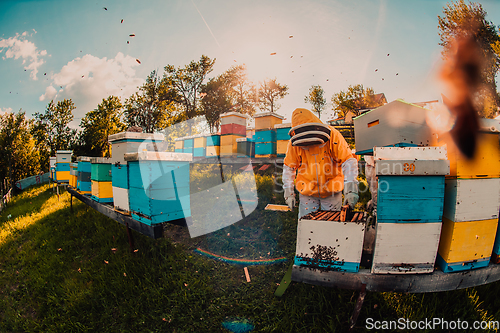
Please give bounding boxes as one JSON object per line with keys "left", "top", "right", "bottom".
{"left": 125, "top": 151, "right": 193, "bottom": 226}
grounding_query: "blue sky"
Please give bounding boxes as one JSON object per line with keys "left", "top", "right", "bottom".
{"left": 1, "top": 0, "right": 500, "bottom": 128}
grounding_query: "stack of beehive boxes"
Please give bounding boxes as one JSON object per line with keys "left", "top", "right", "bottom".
{"left": 372, "top": 146, "right": 449, "bottom": 274}
{"left": 437, "top": 119, "right": 500, "bottom": 272}
{"left": 220, "top": 112, "right": 247, "bottom": 157}
{"left": 275, "top": 123, "right": 291, "bottom": 157}
{"left": 236, "top": 137, "right": 254, "bottom": 157}
{"left": 90, "top": 157, "right": 113, "bottom": 203}
{"left": 69, "top": 163, "right": 78, "bottom": 188}
{"left": 49, "top": 156, "right": 56, "bottom": 181}
{"left": 55, "top": 150, "right": 72, "bottom": 183}
{"left": 125, "top": 151, "right": 192, "bottom": 226}
{"left": 183, "top": 136, "right": 194, "bottom": 155}
{"left": 193, "top": 134, "right": 206, "bottom": 159}
{"left": 205, "top": 134, "right": 220, "bottom": 157}
{"left": 108, "top": 132, "right": 165, "bottom": 214}
{"left": 253, "top": 112, "right": 284, "bottom": 157}
{"left": 76, "top": 156, "right": 92, "bottom": 195}
{"left": 174, "top": 138, "right": 184, "bottom": 153}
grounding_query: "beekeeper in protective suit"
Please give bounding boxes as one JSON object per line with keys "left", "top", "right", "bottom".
{"left": 282, "top": 108, "right": 359, "bottom": 218}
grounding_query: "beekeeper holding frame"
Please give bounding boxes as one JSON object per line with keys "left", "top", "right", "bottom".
{"left": 282, "top": 108, "right": 359, "bottom": 218}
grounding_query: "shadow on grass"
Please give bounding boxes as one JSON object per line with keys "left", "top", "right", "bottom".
{"left": 3, "top": 182, "right": 500, "bottom": 332}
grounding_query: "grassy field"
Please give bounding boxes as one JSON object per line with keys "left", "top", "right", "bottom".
{"left": 1, "top": 172, "right": 500, "bottom": 332}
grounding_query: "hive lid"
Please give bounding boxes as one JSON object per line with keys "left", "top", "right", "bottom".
{"left": 274, "top": 122, "right": 292, "bottom": 129}
{"left": 479, "top": 118, "right": 500, "bottom": 133}
{"left": 90, "top": 157, "right": 112, "bottom": 164}
{"left": 124, "top": 151, "right": 193, "bottom": 162}
{"left": 77, "top": 156, "right": 92, "bottom": 162}
{"left": 374, "top": 146, "right": 448, "bottom": 160}
{"left": 253, "top": 112, "right": 285, "bottom": 119}
{"left": 108, "top": 131, "right": 165, "bottom": 143}
{"left": 56, "top": 150, "right": 73, "bottom": 154}
{"left": 221, "top": 112, "right": 249, "bottom": 118}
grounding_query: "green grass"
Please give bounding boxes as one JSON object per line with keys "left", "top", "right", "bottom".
{"left": 1, "top": 179, "right": 500, "bottom": 332}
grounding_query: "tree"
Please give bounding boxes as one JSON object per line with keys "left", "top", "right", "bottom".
{"left": 331, "top": 84, "right": 384, "bottom": 118}
{"left": 78, "top": 96, "right": 126, "bottom": 157}
{"left": 226, "top": 64, "right": 257, "bottom": 116}
{"left": 200, "top": 65, "right": 257, "bottom": 133}
{"left": 33, "top": 99, "right": 77, "bottom": 159}
{"left": 201, "top": 75, "right": 232, "bottom": 133}
{"left": 257, "top": 78, "right": 289, "bottom": 113}
{"left": 125, "top": 70, "right": 179, "bottom": 133}
{"left": 438, "top": 0, "right": 500, "bottom": 117}
{"left": 0, "top": 110, "right": 41, "bottom": 183}
{"left": 163, "top": 55, "right": 215, "bottom": 134}
{"left": 304, "top": 85, "right": 327, "bottom": 119}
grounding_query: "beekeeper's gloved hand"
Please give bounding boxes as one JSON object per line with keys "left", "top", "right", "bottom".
{"left": 284, "top": 187, "right": 296, "bottom": 210}
{"left": 344, "top": 181, "right": 359, "bottom": 208}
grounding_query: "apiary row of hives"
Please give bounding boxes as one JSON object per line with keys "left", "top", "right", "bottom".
{"left": 49, "top": 132, "right": 193, "bottom": 227}
{"left": 174, "top": 112, "right": 292, "bottom": 158}
{"left": 323, "top": 99, "right": 500, "bottom": 275}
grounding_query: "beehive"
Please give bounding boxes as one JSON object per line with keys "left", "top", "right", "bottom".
{"left": 440, "top": 119, "right": 500, "bottom": 179}
{"left": 183, "top": 137, "right": 194, "bottom": 155}
{"left": 437, "top": 218, "right": 497, "bottom": 272}
{"left": 56, "top": 150, "right": 72, "bottom": 163}
{"left": 236, "top": 138, "right": 254, "bottom": 157}
{"left": 353, "top": 100, "right": 438, "bottom": 155}
{"left": 275, "top": 123, "right": 291, "bottom": 157}
{"left": 69, "top": 163, "right": 78, "bottom": 188}
{"left": 174, "top": 138, "right": 184, "bottom": 153}
{"left": 125, "top": 151, "right": 192, "bottom": 226}
{"left": 90, "top": 157, "right": 113, "bottom": 203}
{"left": 49, "top": 157, "right": 56, "bottom": 181}
{"left": 221, "top": 123, "right": 246, "bottom": 136}
{"left": 372, "top": 146, "right": 449, "bottom": 274}
{"left": 77, "top": 156, "right": 92, "bottom": 195}
{"left": 253, "top": 112, "right": 284, "bottom": 130}
{"left": 55, "top": 161, "right": 70, "bottom": 184}
{"left": 206, "top": 146, "right": 220, "bottom": 157}
{"left": 220, "top": 112, "right": 247, "bottom": 126}
{"left": 111, "top": 162, "right": 129, "bottom": 213}
{"left": 108, "top": 132, "right": 165, "bottom": 165}
{"left": 294, "top": 210, "right": 366, "bottom": 273}
{"left": 221, "top": 134, "right": 244, "bottom": 156}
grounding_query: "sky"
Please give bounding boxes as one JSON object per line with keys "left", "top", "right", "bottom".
{"left": 1, "top": 0, "right": 500, "bottom": 129}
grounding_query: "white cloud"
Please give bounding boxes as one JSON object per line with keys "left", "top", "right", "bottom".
{"left": 0, "top": 31, "right": 47, "bottom": 80}
{"left": 0, "top": 107, "right": 13, "bottom": 116}
{"left": 40, "top": 52, "right": 144, "bottom": 127}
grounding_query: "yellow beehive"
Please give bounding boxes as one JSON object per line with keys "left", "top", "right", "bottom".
{"left": 91, "top": 180, "right": 113, "bottom": 201}
{"left": 174, "top": 140, "right": 184, "bottom": 150}
{"left": 221, "top": 134, "right": 244, "bottom": 147}
{"left": 194, "top": 136, "right": 207, "bottom": 148}
{"left": 56, "top": 171, "right": 70, "bottom": 183}
{"left": 277, "top": 140, "right": 288, "bottom": 156}
{"left": 206, "top": 145, "right": 220, "bottom": 157}
{"left": 440, "top": 121, "right": 500, "bottom": 179}
{"left": 437, "top": 217, "right": 498, "bottom": 272}
{"left": 221, "top": 144, "right": 237, "bottom": 155}
{"left": 254, "top": 112, "right": 284, "bottom": 130}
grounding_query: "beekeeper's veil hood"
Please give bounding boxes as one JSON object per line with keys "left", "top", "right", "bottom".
{"left": 288, "top": 108, "right": 331, "bottom": 146}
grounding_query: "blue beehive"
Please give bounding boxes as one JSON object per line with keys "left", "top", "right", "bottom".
{"left": 255, "top": 142, "right": 276, "bottom": 155}
{"left": 125, "top": 151, "right": 193, "bottom": 226}
{"left": 372, "top": 146, "right": 450, "bottom": 274}
{"left": 206, "top": 135, "right": 220, "bottom": 146}
{"left": 77, "top": 156, "right": 92, "bottom": 195}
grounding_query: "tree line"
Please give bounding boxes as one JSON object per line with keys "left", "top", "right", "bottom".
{"left": 1, "top": 0, "right": 499, "bottom": 187}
